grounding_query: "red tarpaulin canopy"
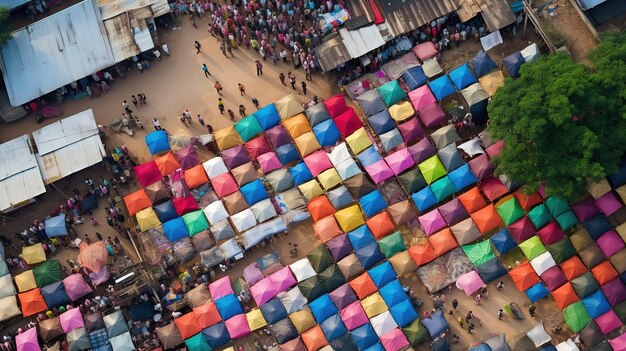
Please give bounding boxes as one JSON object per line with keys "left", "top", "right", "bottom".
{"left": 134, "top": 161, "right": 162, "bottom": 187}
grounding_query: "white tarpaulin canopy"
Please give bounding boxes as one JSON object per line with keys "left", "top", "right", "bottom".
{"left": 555, "top": 339, "right": 579, "bottom": 351}
{"left": 219, "top": 238, "right": 244, "bottom": 259}
{"left": 0, "top": 135, "right": 46, "bottom": 211}
{"left": 328, "top": 143, "right": 351, "bottom": 166}
{"left": 521, "top": 43, "right": 541, "bottom": 63}
{"left": 336, "top": 159, "right": 362, "bottom": 181}
{"left": 0, "top": 275, "right": 15, "bottom": 298}
{"left": 457, "top": 137, "right": 485, "bottom": 157}
{"left": 289, "top": 259, "right": 316, "bottom": 282}
{"left": 370, "top": 311, "right": 397, "bottom": 337}
{"left": 277, "top": 287, "right": 307, "bottom": 314}
{"left": 526, "top": 323, "right": 551, "bottom": 348}
{"left": 251, "top": 199, "right": 278, "bottom": 223}
{"left": 0, "top": 295, "right": 20, "bottom": 322}
{"left": 530, "top": 252, "right": 556, "bottom": 276}
{"left": 203, "top": 201, "right": 229, "bottom": 225}
{"left": 240, "top": 218, "right": 287, "bottom": 249}
{"left": 230, "top": 209, "right": 257, "bottom": 232}
{"left": 109, "top": 332, "right": 135, "bottom": 351}
{"left": 202, "top": 157, "right": 228, "bottom": 179}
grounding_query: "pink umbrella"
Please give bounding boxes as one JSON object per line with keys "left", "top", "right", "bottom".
{"left": 212, "top": 173, "right": 239, "bottom": 198}
{"left": 384, "top": 148, "right": 415, "bottom": 175}
{"left": 269, "top": 267, "right": 297, "bottom": 293}
{"left": 418, "top": 209, "right": 446, "bottom": 235}
{"left": 225, "top": 314, "right": 250, "bottom": 338}
{"left": 257, "top": 152, "right": 282, "bottom": 173}
{"left": 15, "top": 328, "right": 40, "bottom": 351}
{"left": 133, "top": 161, "right": 162, "bottom": 187}
{"left": 63, "top": 274, "right": 93, "bottom": 301}
{"left": 408, "top": 85, "right": 436, "bottom": 110}
{"left": 365, "top": 160, "right": 394, "bottom": 184}
{"left": 418, "top": 103, "right": 446, "bottom": 128}
{"left": 250, "top": 277, "right": 278, "bottom": 306}
{"left": 303, "top": 151, "right": 333, "bottom": 177}
{"left": 244, "top": 136, "right": 272, "bottom": 160}
{"left": 60, "top": 308, "right": 84, "bottom": 333}
{"left": 340, "top": 301, "right": 368, "bottom": 330}
{"left": 209, "top": 276, "right": 234, "bottom": 300}
{"left": 333, "top": 107, "right": 362, "bottom": 137}
{"left": 455, "top": 271, "right": 485, "bottom": 296}
{"left": 596, "top": 192, "right": 622, "bottom": 216}
{"left": 380, "top": 328, "right": 410, "bottom": 351}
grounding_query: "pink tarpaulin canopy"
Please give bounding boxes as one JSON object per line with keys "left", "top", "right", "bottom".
{"left": 468, "top": 154, "right": 495, "bottom": 180}
{"left": 212, "top": 173, "right": 239, "bottom": 198}
{"left": 385, "top": 148, "right": 416, "bottom": 175}
{"left": 380, "top": 328, "right": 410, "bottom": 351}
{"left": 134, "top": 161, "right": 162, "bottom": 187}
{"left": 397, "top": 117, "right": 424, "bottom": 144}
{"left": 610, "top": 332, "right": 626, "bottom": 351}
{"left": 16, "top": 327, "right": 40, "bottom": 351}
{"left": 365, "top": 160, "right": 394, "bottom": 184}
{"left": 508, "top": 216, "right": 535, "bottom": 242}
{"left": 485, "top": 140, "right": 504, "bottom": 158}
{"left": 595, "top": 310, "right": 623, "bottom": 334}
{"left": 572, "top": 198, "right": 601, "bottom": 223}
{"left": 245, "top": 136, "right": 273, "bottom": 161}
{"left": 480, "top": 177, "right": 509, "bottom": 202}
{"left": 407, "top": 138, "right": 436, "bottom": 164}
{"left": 78, "top": 242, "right": 108, "bottom": 273}
{"left": 303, "top": 151, "right": 333, "bottom": 177}
{"left": 243, "top": 263, "right": 264, "bottom": 287}
{"left": 258, "top": 152, "right": 283, "bottom": 173}
{"left": 324, "top": 94, "right": 349, "bottom": 118}
{"left": 596, "top": 192, "right": 622, "bottom": 216}
{"left": 596, "top": 230, "right": 625, "bottom": 257}
{"left": 409, "top": 85, "right": 436, "bottom": 110}
{"left": 60, "top": 308, "right": 84, "bottom": 333}
{"left": 89, "top": 266, "right": 110, "bottom": 286}
{"left": 340, "top": 301, "right": 368, "bottom": 330}
{"left": 537, "top": 222, "right": 564, "bottom": 245}
{"left": 173, "top": 195, "right": 200, "bottom": 216}
{"left": 334, "top": 108, "right": 362, "bottom": 137}
{"left": 63, "top": 274, "right": 93, "bottom": 301}
{"left": 418, "top": 103, "right": 446, "bottom": 128}
{"left": 250, "top": 277, "right": 278, "bottom": 306}
{"left": 455, "top": 271, "right": 485, "bottom": 296}
{"left": 418, "top": 209, "right": 447, "bottom": 235}
{"left": 225, "top": 314, "right": 251, "bottom": 338}
{"left": 412, "top": 42, "right": 438, "bottom": 60}
{"left": 269, "top": 267, "right": 297, "bottom": 293}
{"left": 209, "top": 276, "right": 234, "bottom": 300}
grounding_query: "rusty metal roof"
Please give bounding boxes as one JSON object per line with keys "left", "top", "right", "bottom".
{"left": 374, "top": 0, "right": 459, "bottom": 36}
{"left": 315, "top": 35, "right": 352, "bottom": 71}
{"left": 479, "top": 0, "right": 516, "bottom": 32}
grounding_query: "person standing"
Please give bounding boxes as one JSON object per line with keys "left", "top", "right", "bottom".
{"left": 180, "top": 114, "right": 188, "bottom": 126}
{"left": 255, "top": 60, "right": 263, "bottom": 76}
{"left": 152, "top": 118, "right": 161, "bottom": 130}
{"left": 183, "top": 109, "right": 192, "bottom": 124}
{"left": 131, "top": 95, "right": 138, "bottom": 107}
{"left": 197, "top": 114, "right": 205, "bottom": 126}
{"left": 227, "top": 109, "right": 235, "bottom": 121}
{"left": 218, "top": 98, "right": 225, "bottom": 114}
{"left": 496, "top": 281, "right": 504, "bottom": 290}
{"left": 467, "top": 323, "right": 475, "bottom": 334}
{"left": 300, "top": 81, "right": 307, "bottom": 95}
{"left": 498, "top": 309, "right": 504, "bottom": 320}
{"left": 288, "top": 71, "right": 296, "bottom": 90}
{"left": 529, "top": 304, "right": 536, "bottom": 317}
{"left": 202, "top": 63, "right": 211, "bottom": 77}
{"left": 251, "top": 97, "right": 259, "bottom": 109}
{"left": 239, "top": 104, "right": 247, "bottom": 118}
{"left": 194, "top": 40, "right": 202, "bottom": 54}
{"left": 279, "top": 72, "right": 286, "bottom": 85}
{"left": 452, "top": 299, "right": 458, "bottom": 309}
{"left": 214, "top": 81, "right": 223, "bottom": 95}
{"left": 161, "top": 43, "right": 170, "bottom": 56}
{"left": 238, "top": 83, "right": 246, "bottom": 95}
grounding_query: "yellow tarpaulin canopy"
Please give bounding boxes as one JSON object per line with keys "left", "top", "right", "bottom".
{"left": 479, "top": 70, "right": 505, "bottom": 97}
{"left": 215, "top": 126, "right": 243, "bottom": 151}
{"left": 388, "top": 250, "right": 417, "bottom": 277}
{"left": 388, "top": 101, "right": 415, "bottom": 122}
{"left": 245, "top": 309, "right": 267, "bottom": 331}
{"left": 346, "top": 127, "right": 372, "bottom": 155}
{"left": 298, "top": 180, "right": 324, "bottom": 200}
{"left": 275, "top": 94, "right": 305, "bottom": 120}
{"left": 289, "top": 309, "right": 316, "bottom": 333}
{"left": 283, "top": 114, "right": 311, "bottom": 139}
{"left": 136, "top": 207, "right": 161, "bottom": 232}
{"left": 317, "top": 168, "right": 341, "bottom": 191}
{"left": 0, "top": 296, "right": 21, "bottom": 322}
{"left": 295, "top": 132, "right": 321, "bottom": 157}
{"left": 22, "top": 243, "right": 46, "bottom": 264}
{"left": 586, "top": 178, "right": 611, "bottom": 199}
{"left": 334, "top": 205, "right": 365, "bottom": 232}
{"left": 360, "top": 292, "right": 387, "bottom": 318}
{"left": 15, "top": 270, "right": 37, "bottom": 292}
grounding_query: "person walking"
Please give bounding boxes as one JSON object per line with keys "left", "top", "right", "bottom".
{"left": 251, "top": 97, "right": 259, "bottom": 109}
{"left": 227, "top": 109, "right": 235, "bottom": 121}
{"left": 183, "top": 109, "right": 192, "bottom": 124}
{"left": 301, "top": 81, "right": 307, "bottom": 95}
{"left": 220, "top": 41, "right": 228, "bottom": 57}
{"left": 288, "top": 71, "right": 296, "bottom": 90}
{"left": 475, "top": 294, "right": 481, "bottom": 305}
{"left": 498, "top": 309, "right": 504, "bottom": 320}
{"left": 152, "top": 118, "right": 162, "bottom": 130}
{"left": 197, "top": 114, "right": 205, "bottom": 126}
{"left": 131, "top": 95, "right": 138, "bottom": 107}
{"left": 214, "top": 81, "right": 223, "bottom": 95}
{"left": 194, "top": 40, "right": 202, "bottom": 54}
{"left": 467, "top": 323, "right": 475, "bottom": 334}
{"left": 180, "top": 114, "right": 188, "bottom": 126}
{"left": 202, "top": 63, "right": 211, "bottom": 77}
{"left": 255, "top": 60, "right": 263, "bottom": 76}
{"left": 218, "top": 98, "right": 225, "bottom": 114}
{"left": 239, "top": 105, "right": 247, "bottom": 118}
{"left": 529, "top": 304, "right": 536, "bottom": 317}
{"left": 496, "top": 281, "right": 504, "bottom": 290}
{"left": 279, "top": 72, "right": 286, "bottom": 85}
{"left": 452, "top": 299, "right": 458, "bottom": 309}
{"left": 238, "top": 83, "right": 246, "bottom": 95}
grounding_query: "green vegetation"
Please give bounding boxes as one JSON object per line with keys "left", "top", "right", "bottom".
{"left": 0, "top": 7, "right": 11, "bottom": 46}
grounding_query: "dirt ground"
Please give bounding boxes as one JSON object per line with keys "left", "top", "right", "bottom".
{"left": 542, "top": 0, "right": 599, "bottom": 63}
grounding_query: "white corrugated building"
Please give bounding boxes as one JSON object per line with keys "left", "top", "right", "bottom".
{"left": 0, "top": 135, "right": 47, "bottom": 211}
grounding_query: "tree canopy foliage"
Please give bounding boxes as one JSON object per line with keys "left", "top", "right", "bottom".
{"left": 0, "top": 7, "right": 11, "bottom": 46}
{"left": 487, "top": 33, "right": 626, "bottom": 199}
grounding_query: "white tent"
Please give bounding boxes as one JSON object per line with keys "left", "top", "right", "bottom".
{"left": 461, "top": 83, "right": 489, "bottom": 106}
{"left": 0, "top": 295, "right": 20, "bottom": 322}
{"left": 422, "top": 58, "right": 443, "bottom": 78}
{"left": 203, "top": 201, "right": 229, "bottom": 225}
{"left": 530, "top": 252, "right": 556, "bottom": 276}
{"left": 231, "top": 208, "right": 257, "bottom": 232}
{"left": 521, "top": 43, "right": 541, "bottom": 63}
{"left": 103, "top": 311, "right": 128, "bottom": 338}
{"left": 277, "top": 287, "right": 307, "bottom": 314}
{"left": 251, "top": 199, "right": 277, "bottom": 223}
{"left": 326, "top": 186, "right": 353, "bottom": 209}
{"left": 278, "top": 188, "right": 307, "bottom": 211}
{"left": 371, "top": 311, "right": 397, "bottom": 337}
{"left": 211, "top": 219, "right": 236, "bottom": 241}
{"left": 0, "top": 135, "right": 46, "bottom": 211}
{"left": 202, "top": 157, "right": 228, "bottom": 179}
{"left": 336, "top": 159, "right": 362, "bottom": 181}
{"left": 240, "top": 218, "right": 287, "bottom": 249}
{"left": 289, "top": 259, "right": 316, "bottom": 282}
{"left": 109, "top": 332, "right": 135, "bottom": 351}
{"left": 555, "top": 339, "right": 579, "bottom": 351}
{"left": 526, "top": 323, "right": 551, "bottom": 348}
{"left": 457, "top": 138, "right": 485, "bottom": 157}
{"left": 219, "top": 238, "right": 244, "bottom": 259}
{"left": 328, "top": 143, "right": 351, "bottom": 167}
{"left": 0, "top": 275, "right": 15, "bottom": 299}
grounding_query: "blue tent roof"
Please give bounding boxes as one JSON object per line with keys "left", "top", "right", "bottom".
{"left": 313, "top": 119, "right": 342, "bottom": 147}
{"left": 290, "top": 162, "right": 313, "bottom": 185}
{"left": 390, "top": 299, "right": 419, "bottom": 327}
{"left": 260, "top": 298, "right": 288, "bottom": 324}
{"left": 254, "top": 104, "right": 281, "bottom": 130}
{"left": 582, "top": 289, "right": 611, "bottom": 318}
{"left": 525, "top": 282, "right": 550, "bottom": 303}
{"left": 202, "top": 322, "right": 231, "bottom": 348}
{"left": 402, "top": 66, "right": 428, "bottom": 91}
{"left": 491, "top": 229, "right": 517, "bottom": 254}
{"left": 475, "top": 257, "right": 508, "bottom": 283}
{"left": 583, "top": 214, "right": 613, "bottom": 239}
{"left": 537, "top": 345, "right": 557, "bottom": 351}
{"left": 470, "top": 51, "right": 498, "bottom": 78}
{"left": 364, "top": 342, "right": 385, "bottom": 351}
{"left": 428, "top": 75, "right": 456, "bottom": 101}
{"left": 503, "top": 52, "right": 525, "bottom": 78}
{"left": 275, "top": 143, "right": 300, "bottom": 165}
{"left": 348, "top": 225, "right": 377, "bottom": 250}
{"left": 607, "top": 157, "right": 626, "bottom": 188}
{"left": 412, "top": 187, "right": 437, "bottom": 211}
{"left": 354, "top": 242, "right": 385, "bottom": 269}
{"left": 320, "top": 314, "right": 348, "bottom": 342}
{"left": 379, "top": 280, "right": 408, "bottom": 307}
{"left": 330, "top": 334, "right": 358, "bottom": 351}
{"left": 145, "top": 130, "right": 170, "bottom": 155}
{"left": 449, "top": 64, "right": 478, "bottom": 90}
{"left": 162, "top": 217, "right": 189, "bottom": 241}
{"left": 351, "top": 323, "right": 378, "bottom": 350}
{"left": 154, "top": 200, "right": 178, "bottom": 222}
{"left": 129, "top": 301, "right": 154, "bottom": 321}
{"left": 356, "top": 146, "right": 382, "bottom": 167}
{"left": 240, "top": 179, "right": 269, "bottom": 205}
{"left": 367, "top": 110, "right": 396, "bottom": 135}
{"left": 448, "top": 164, "right": 477, "bottom": 192}
{"left": 469, "top": 344, "right": 492, "bottom": 351}
{"left": 421, "top": 310, "right": 449, "bottom": 337}
{"left": 40, "top": 281, "right": 71, "bottom": 308}
{"left": 45, "top": 214, "right": 67, "bottom": 237}
{"left": 309, "top": 294, "right": 339, "bottom": 323}
{"left": 359, "top": 190, "right": 388, "bottom": 218}
{"left": 215, "top": 294, "right": 244, "bottom": 320}
{"left": 368, "top": 261, "right": 396, "bottom": 287}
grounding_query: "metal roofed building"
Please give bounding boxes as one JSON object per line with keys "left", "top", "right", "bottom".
{"left": 0, "top": 135, "right": 46, "bottom": 211}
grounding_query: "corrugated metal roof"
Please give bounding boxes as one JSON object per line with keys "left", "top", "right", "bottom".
{"left": 578, "top": 0, "right": 608, "bottom": 10}
{"left": 0, "top": 135, "right": 46, "bottom": 211}
{"left": 479, "top": 0, "right": 516, "bottom": 32}
{"left": 97, "top": 0, "right": 170, "bottom": 20}
{"left": 104, "top": 14, "right": 141, "bottom": 62}
{"left": 32, "top": 109, "right": 99, "bottom": 155}
{"left": 346, "top": 0, "right": 378, "bottom": 22}
{"left": 457, "top": 0, "right": 482, "bottom": 21}
{"left": 339, "top": 24, "right": 386, "bottom": 58}
{"left": 0, "top": 0, "right": 116, "bottom": 107}
{"left": 316, "top": 36, "right": 352, "bottom": 72}
{"left": 375, "top": 0, "right": 459, "bottom": 36}
{"left": 0, "top": 0, "right": 31, "bottom": 10}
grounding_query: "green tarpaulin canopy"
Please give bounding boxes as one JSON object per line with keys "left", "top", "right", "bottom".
{"left": 182, "top": 210, "right": 210, "bottom": 236}
{"left": 528, "top": 204, "right": 551, "bottom": 229}
{"left": 614, "top": 300, "right": 626, "bottom": 323}
{"left": 33, "top": 260, "right": 62, "bottom": 287}
{"left": 547, "top": 239, "right": 576, "bottom": 264}
{"left": 563, "top": 301, "right": 591, "bottom": 332}
{"left": 318, "top": 264, "right": 347, "bottom": 292}
{"left": 398, "top": 169, "right": 427, "bottom": 194}
{"left": 234, "top": 116, "right": 263, "bottom": 141}
{"left": 307, "top": 245, "right": 334, "bottom": 273}
{"left": 418, "top": 156, "right": 447, "bottom": 184}
{"left": 402, "top": 318, "right": 429, "bottom": 345}
{"left": 184, "top": 333, "right": 211, "bottom": 351}
{"left": 430, "top": 176, "right": 456, "bottom": 202}
{"left": 545, "top": 196, "right": 570, "bottom": 217}
{"left": 298, "top": 276, "right": 326, "bottom": 301}
{"left": 377, "top": 232, "right": 407, "bottom": 258}
{"left": 462, "top": 241, "right": 496, "bottom": 266}
{"left": 519, "top": 236, "right": 546, "bottom": 260}
{"left": 556, "top": 210, "right": 578, "bottom": 230}
{"left": 571, "top": 272, "right": 599, "bottom": 299}
{"left": 496, "top": 197, "right": 524, "bottom": 226}
{"left": 377, "top": 80, "right": 407, "bottom": 107}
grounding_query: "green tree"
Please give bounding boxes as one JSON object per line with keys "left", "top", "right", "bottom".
{"left": 486, "top": 45, "right": 626, "bottom": 199}
{"left": 0, "top": 7, "right": 10, "bottom": 46}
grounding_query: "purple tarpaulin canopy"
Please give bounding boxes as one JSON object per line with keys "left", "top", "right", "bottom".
{"left": 397, "top": 117, "right": 424, "bottom": 144}
{"left": 601, "top": 278, "right": 626, "bottom": 306}
{"left": 407, "top": 138, "right": 436, "bottom": 164}
{"left": 539, "top": 266, "right": 567, "bottom": 291}
{"left": 596, "top": 192, "right": 623, "bottom": 216}
{"left": 175, "top": 145, "right": 201, "bottom": 169}
{"left": 438, "top": 198, "right": 469, "bottom": 226}
{"left": 329, "top": 284, "right": 358, "bottom": 310}
{"left": 418, "top": 209, "right": 447, "bottom": 235}
{"left": 572, "top": 198, "right": 601, "bottom": 223}
{"left": 221, "top": 145, "right": 250, "bottom": 169}
{"left": 365, "top": 160, "right": 394, "bottom": 184}
{"left": 266, "top": 125, "right": 291, "bottom": 148}
{"left": 468, "top": 154, "right": 495, "bottom": 180}
{"left": 418, "top": 103, "right": 446, "bottom": 128}
{"left": 63, "top": 274, "right": 93, "bottom": 301}
{"left": 243, "top": 263, "right": 264, "bottom": 287}
{"left": 385, "top": 148, "right": 416, "bottom": 175}
{"left": 537, "top": 222, "right": 565, "bottom": 245}
{"left": 269, "top": 267, "right": 297, "bottom": 293}
{"left": 508, "top": 216, "right": 535, "bottom": 242}
{"left": 456, "top": 271, "right": 485, "bottom": 295}
{"left": 326, "top": 234, "right": 354, "bottom": 261}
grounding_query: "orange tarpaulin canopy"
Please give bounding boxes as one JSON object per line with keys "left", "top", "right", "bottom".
{"left": 409, "top": 243, "right": 437, "bottom": 266}
{"left": 591, "top": 261, "right": 618, "bottom": 285}
{"left": 155, "top": 152, "right": 181, "bottom": 176}
{"left": 124, "top": 189, "right": 152, "bottom": 216}
{"left": 184, "top": 164, "right": 209, "bottom": 189}
{"left": 560, "top": 256, "right": 587, "bottom": 280}
{"left": 313, "top": 216, "right": 343, "bottom": 243}
{"left": 551, "top": 282, "right": 579, "bottom": 310}
{"left": 282, "top": 114, "right": 311, "bottom": 139}
{"left": 193, "top": 302, "right": 221, "bottom": 329}
{"left": 513, "top": 188, "right": 543, "bottom": 211}
{"left": 366, "top": 211, "right": 395, "bottom": 240}
{"left": 78, "top": 242, "right": 109, "bottom": 273}
{"left": 470, "top": 204, "right": 504, "bottom": 233}
{"left": 18, "top": 288, "right": 47, "bottom": 317}
{"left": 174, "top": 312, "right": 202, "bottom": 339}
{"left": 307, "top": 196, "right": 336, "bottom": 222}
{"left": 349, "top": 273, "right": 377, "bottom": 299}
{"left": 301, "top": 325, "right": 328, "bottom": 351}
{"left": 429, "top": 228, "right": 458, "bottom": 256}
{"left": 509, "top": 261, "right": 540, "bottom": 292}
{"left": 458, "top": 187, "right": 487, "bottom": 213}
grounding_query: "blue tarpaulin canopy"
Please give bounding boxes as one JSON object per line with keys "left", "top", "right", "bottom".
{"left": 146, "top": 130, "right": 170, "bottom": 155}
{"left": 40, "top": 281, "right": 71, "bottom": 307}
{"left": 348, "top": 225, "right": 376, "bottom": 249}
{"left": 379, "top": 279, "right": 408, "bottom": 307}
{"left": 390, "top": 299, "right": 419, "bottom": 327}
{"left": 359, "top": 190, "right": 388, "bottom": 218}
{"left": 45, "top": 214, "right": 67, "bottom": 237}
{"left": 491, "top": 229, "right": 517, "bottom": 254}
{"left": 320, "top": 314, "right": 348, "bottom": 342}
{"left": 402, "top": 66, "right": 428, "bottom": 91}
{"left": 260, "top": 298, "right": 288, "bottom": 324}
{"left": 582, "top": 289, "right": 611, "bottom": 318}
{"left": 470, "top": 51, "right": 498, "bottom": 78}
{"left": 503, "top": 52, "right": 525, "bottom": 78}
{"left": 313, "top": 119, "right": 342, "bottom": 147}
{"left": 240, "top": 179, "right": 269, "bottom": 205}
{"left": 525, "top": 283, "right": 550, "bottom": 303}
{"left": 428, "top": 75, "right": 456, "bottom": 101}
{"left": 412, "top": 187, "right": 437, "bottom": 211}
{"left": 254, "top": 104, "right": 281, "bottom": 130}
{"left": 475, "top": 257, "right": 508, "bottom": 283}
{"left": 290, "top": 162, "right": 313, "bottom": 185}
{"left": 367, "top": 110, "right": 396, "bottom": 135}
{"left": 354, "top": 242, "right": 385, "bottom": 269}
{"left": 215, "top": 294, "right": 244, "bottom": 320}
{"left": 583, "top": 214, "right": 613, "bottom": 239}
{"left": 130, "top": 301, "right": 154, "bottom": 320}
{"left": 154, "top": 200, "right": 178, "bottom": 222}
{"left": 203, "top": 322, "right": 231, "bottom": 348}
{"left": 275, "top": 143, "right": 300, "bottom": 165}
{"left": 448, "top": 164, "right": 477, "bottom": 192}
{"left": 469, "top": 344, "right": 492, "bottom": 351}
{"left": 356, "top": 89, "right": 387, "bottom": 117}
{"left": 421, "top": 310, "right": 449, "bottom": 337}
{"left": 607, "top": 157, "right": 626, "bottom": 188}
{"left": 368, "top": 261, "right": 396, "bottom": 287}
{"left": 351, "top": 323, "right": 378, "bottom": 350}
{"left": 162, "top": 217, "right": 189, "bottom": 241}
{"left": 356, "top": 146, "right": 382, "bottom": 167}
{"left": 309, "top": 294, "right": 339, "bottom": 323}
{"left": 449, "top": 64, "right": 478, "bottom": 90}
{"left": 80, "top": 194, "right": 98, "bottom": 213}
